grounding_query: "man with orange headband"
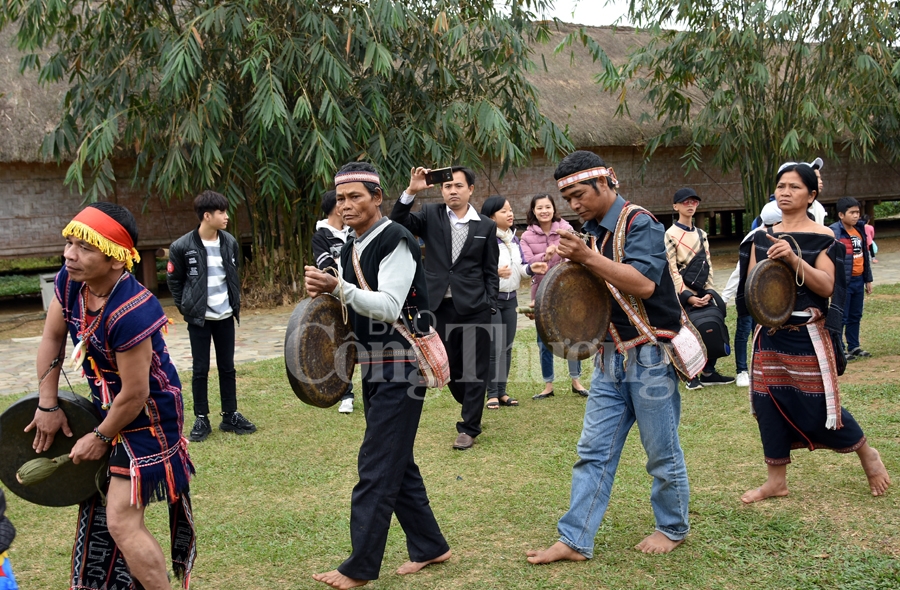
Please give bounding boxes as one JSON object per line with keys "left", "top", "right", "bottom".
{"left": 526, "top": 151, "right": 694, "bottom": 565}
{"left": 27, "top": 202, "right": 195, "bottom": 589}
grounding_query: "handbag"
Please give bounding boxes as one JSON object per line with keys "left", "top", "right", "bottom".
{"left": 351, "top": 248, "right": 450, "bottom": 389}
{"left": 679, "top": 231, "right": 710, "bottom": 291}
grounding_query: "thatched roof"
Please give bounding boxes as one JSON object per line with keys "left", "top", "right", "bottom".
{"left": 528, "top": 22, "right": 660, "bottom": 148}
{"left": 0, "top": 25, "right": 67, "bottom": 163}
{"left": 0, "top": 21, "right": 657, "bottom": 164}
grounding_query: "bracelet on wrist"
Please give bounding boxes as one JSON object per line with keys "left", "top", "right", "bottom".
{"left": 93, "top": 427, "right": 114, "bottom": 444}
{"left": 37, "top": 404, "right": 60, "bottom": 412}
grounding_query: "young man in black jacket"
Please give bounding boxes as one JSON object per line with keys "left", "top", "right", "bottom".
{"left": 168, "top": 190, "right": 256, "bottom": 441}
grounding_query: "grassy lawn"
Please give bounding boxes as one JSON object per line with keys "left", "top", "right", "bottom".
{"left": 0, "top": 274, "right": 40, "bottom": 298}
{"left": 2, "top": 290, "right": 899, "bottom": 589}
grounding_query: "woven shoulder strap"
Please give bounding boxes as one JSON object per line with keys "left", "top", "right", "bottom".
{"left": 600, "top": 203, "right": 660, "bottom": 350}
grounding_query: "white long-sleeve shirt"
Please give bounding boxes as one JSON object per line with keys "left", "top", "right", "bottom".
{"left": 497, "top": 232, "right": 531, "bottom": 293}
{"left": 330, "top": 218, "right": 415, "bottom": 323}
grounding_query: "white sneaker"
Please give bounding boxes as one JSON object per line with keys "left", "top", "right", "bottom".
{"left": 736, "top": 371, "right": 750, "bottom": 387}
{"left": 338, "top": 398, "right": 354, "bottom": 413}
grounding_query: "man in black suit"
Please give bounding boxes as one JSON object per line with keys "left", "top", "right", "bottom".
{"left": 391, "top": 166, "right": 499, "bottom": 450}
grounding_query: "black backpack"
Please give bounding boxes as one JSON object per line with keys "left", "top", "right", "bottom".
{"left": 687, "top": 304, "right": 730, "bottom": 360}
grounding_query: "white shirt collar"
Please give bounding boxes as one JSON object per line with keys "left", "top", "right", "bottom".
{"left": 447, "top": 204, "right": 480, "bottom": 225}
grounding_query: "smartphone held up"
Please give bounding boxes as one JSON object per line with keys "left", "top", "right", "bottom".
{"left": 424, "top": 167, "right": 453, "bottom": 186}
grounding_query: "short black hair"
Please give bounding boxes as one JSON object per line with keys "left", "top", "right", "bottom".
{"left": 87, "top": 202, "right": 139, "bottom": 247}
{"left": 526, "top": 194, "right": 561, "bottom": 226}
{"left": 480, "top": 195, "right": 507, "bottom": 219}
{"left": 321, "top": 190, "right": 337, "bottom": 216}
{"left": 775, "top": 164, "right": 818, "bottom": 200}
{"left": 553, "top": 150, "right": 616, "bottom": 190}
{"left": 335, "top": 161, "right": 382, "bottom": 197}
{"left": 194, "top": 190, "right": 229, "bottom": 221}
{"left": 449, "top": 166, "right": 475, "bottom": 187}
{"left": 836, "top": 197, "right": 861, "bottom": 215}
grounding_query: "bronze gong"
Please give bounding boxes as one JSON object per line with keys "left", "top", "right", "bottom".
{"left": 284, "top": 295, "right": 357, "bottom": 408}
{"left": 745, "top": 258, "right": 796, "bottom": 328}
{"left": 534, "top": 261, "right": 611, "bottom": 361}
{"left": 0, "top": 391, "right": 105, "bottom": 507}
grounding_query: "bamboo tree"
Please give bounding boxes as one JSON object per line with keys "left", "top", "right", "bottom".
{"left": 1, "top": 0, "right": 573, "bottom": 299}
{"left": 567, "top": 0, "right": 900, "bottom": 219}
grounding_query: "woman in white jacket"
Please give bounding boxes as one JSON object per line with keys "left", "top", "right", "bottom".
{"left": 481, "top": 196, "right": 547, "bottom": 410}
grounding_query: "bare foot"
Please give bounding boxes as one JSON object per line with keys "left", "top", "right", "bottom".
{"left": 526, "top": 541, "right": 587, "bottom": 564}
{"left": 740, "top": 482, "right": 789, "bottom": 504}
{"left": 860, "top": 447, "right": 891, "bottom": 496}
{"left": 396, "top": 550, "right": 452, "bottom": 575}
{"left": 635, "top": 531, "right": 684, "bottom": 554}
{"left": 312, "top": 570, "right": 368, "bottom": 589}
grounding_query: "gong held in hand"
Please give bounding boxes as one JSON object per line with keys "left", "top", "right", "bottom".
{"left": 745, "top": 234, "right": 802, "bottom": 328}
{"left": 284, "top": 294, "right": 357, "bottom": 408}
{"left": 534, "top": 261, "right": 611, "bottom": 361}
{"left": 0, "top": 391, "right": 106, "bottom": 507}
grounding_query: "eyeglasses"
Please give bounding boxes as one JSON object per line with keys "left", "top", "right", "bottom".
{"left": 679, "top": 198, "right": 700, "bottom": 206}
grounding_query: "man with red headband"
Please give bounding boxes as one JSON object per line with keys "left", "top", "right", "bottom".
{"left": 27, "top": 202, "right": 195, "bottom": 590}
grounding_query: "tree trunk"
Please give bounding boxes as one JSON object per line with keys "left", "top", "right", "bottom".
{"left": 241, "top": 191, "right": 315, "bottom": 307}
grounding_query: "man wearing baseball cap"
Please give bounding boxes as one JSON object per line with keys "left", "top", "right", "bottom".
{"left": 665, "top": 188, "right": 734, "bottom": 389}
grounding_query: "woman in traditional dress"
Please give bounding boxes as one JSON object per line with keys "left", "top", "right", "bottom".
{"left": 737, "top": 163, "right": 890, "bottom": 503}
{"left": 520, "top": 194, "right": 588, "bottom": 399}
{"left": 481, "top": 196, "right": 546, "bottom": 410}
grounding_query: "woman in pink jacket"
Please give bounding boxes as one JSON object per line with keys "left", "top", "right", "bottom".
{"left": 520, "top": 194, "right": 587, "bottom": 399}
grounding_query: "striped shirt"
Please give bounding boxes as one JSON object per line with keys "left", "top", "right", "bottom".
{"left": 202, "top": 236, "right": 233, "bottom": 320}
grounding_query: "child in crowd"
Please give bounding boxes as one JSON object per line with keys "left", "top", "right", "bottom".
{"left": 830, "top": 198, "right": 874, "bottom": 361}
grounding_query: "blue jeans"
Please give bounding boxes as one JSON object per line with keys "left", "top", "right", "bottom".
{"left": 734, "top": 314, "right": 754, "bottom": 373}
{"left": 843, "top": 275, "right": 865, "bottom": 351}
{"left": 557, "top": 343, "right": 690, "bottom": 558}
{"left": 537, "top": 333, "right": 582, "bottom": 382}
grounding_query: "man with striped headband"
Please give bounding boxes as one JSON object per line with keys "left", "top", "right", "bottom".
{"left": 527, "top": 151, "right": 693, "bottom": 564}
{"left": 305, "top": 161, "right": 450, "bottom": 589}
{"left": 27, "top": 202, "right": 195, "bottom": 589}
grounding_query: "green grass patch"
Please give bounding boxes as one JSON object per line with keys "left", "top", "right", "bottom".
{"left": 0, "top": 274, "right": 40, "bottom": 297}
{"left": 2, "top": 300, "right": 899, "bottom": 589}
{"left": 0, "top": 256, "right": 61, "bottom": 273}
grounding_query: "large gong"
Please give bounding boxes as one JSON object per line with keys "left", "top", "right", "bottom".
{"left": 535, "top": 261, "right": 611, "bottom": 361}
{"left": 0, "top": 391, "right": 105, "bottom": 507}
{"left": 284, "top": 295, "right": 357, "bottom": 408}
{"left": 745, "top": 258, "right": 796, "bottom": 328}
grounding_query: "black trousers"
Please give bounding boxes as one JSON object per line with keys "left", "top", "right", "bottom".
{"left": 434, "top": 298, "right": 492, "bottom": 438}
{"left": 487, "top": 295, "right": 518, "bottom": 398}
{"left": 187, "top": 316, "right": 237, "bottom": 416}
{"left": 338, "top": 360, "right": 449, "bottom": 580}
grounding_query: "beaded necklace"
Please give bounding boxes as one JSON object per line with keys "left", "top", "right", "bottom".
{"left": 68, "top": 273, "right": 126, "bottom": 409}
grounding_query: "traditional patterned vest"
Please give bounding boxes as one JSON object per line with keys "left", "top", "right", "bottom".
{"left": 340, "top": 222, "right": 432, "bottom": 354}
{"left": 599, "top": 205, "right": 683, "bottom": 344}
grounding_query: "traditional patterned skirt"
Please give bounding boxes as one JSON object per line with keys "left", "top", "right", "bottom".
{"left": 750, "top": 314, "right": 865, "bottom": 465}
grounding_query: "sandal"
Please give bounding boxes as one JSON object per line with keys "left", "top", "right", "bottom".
{"left": 498, "top": 396, "right": 518, "bottom": 407}
{"left": 486, "top": 399, "right": 500, "bottom": 410}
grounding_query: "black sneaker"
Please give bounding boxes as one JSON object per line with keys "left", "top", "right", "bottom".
{"left": 189, "top": 415, "right": 212, "bottom": 442}
{"left": 220, "top": 411, "right": 257, "bottom": 435}
{"left": 699, "top": 371, "right": 735, "bottom": 386}
{"left": 685, "top": 377, "right": 703, "bottom": 390}
{"left": 849, "top": 347, "right": 871, "bottom": 358}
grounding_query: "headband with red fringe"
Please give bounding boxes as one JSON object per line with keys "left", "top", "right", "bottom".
{"left": 62, "top": 207, "right": 141, "bottom": 271}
